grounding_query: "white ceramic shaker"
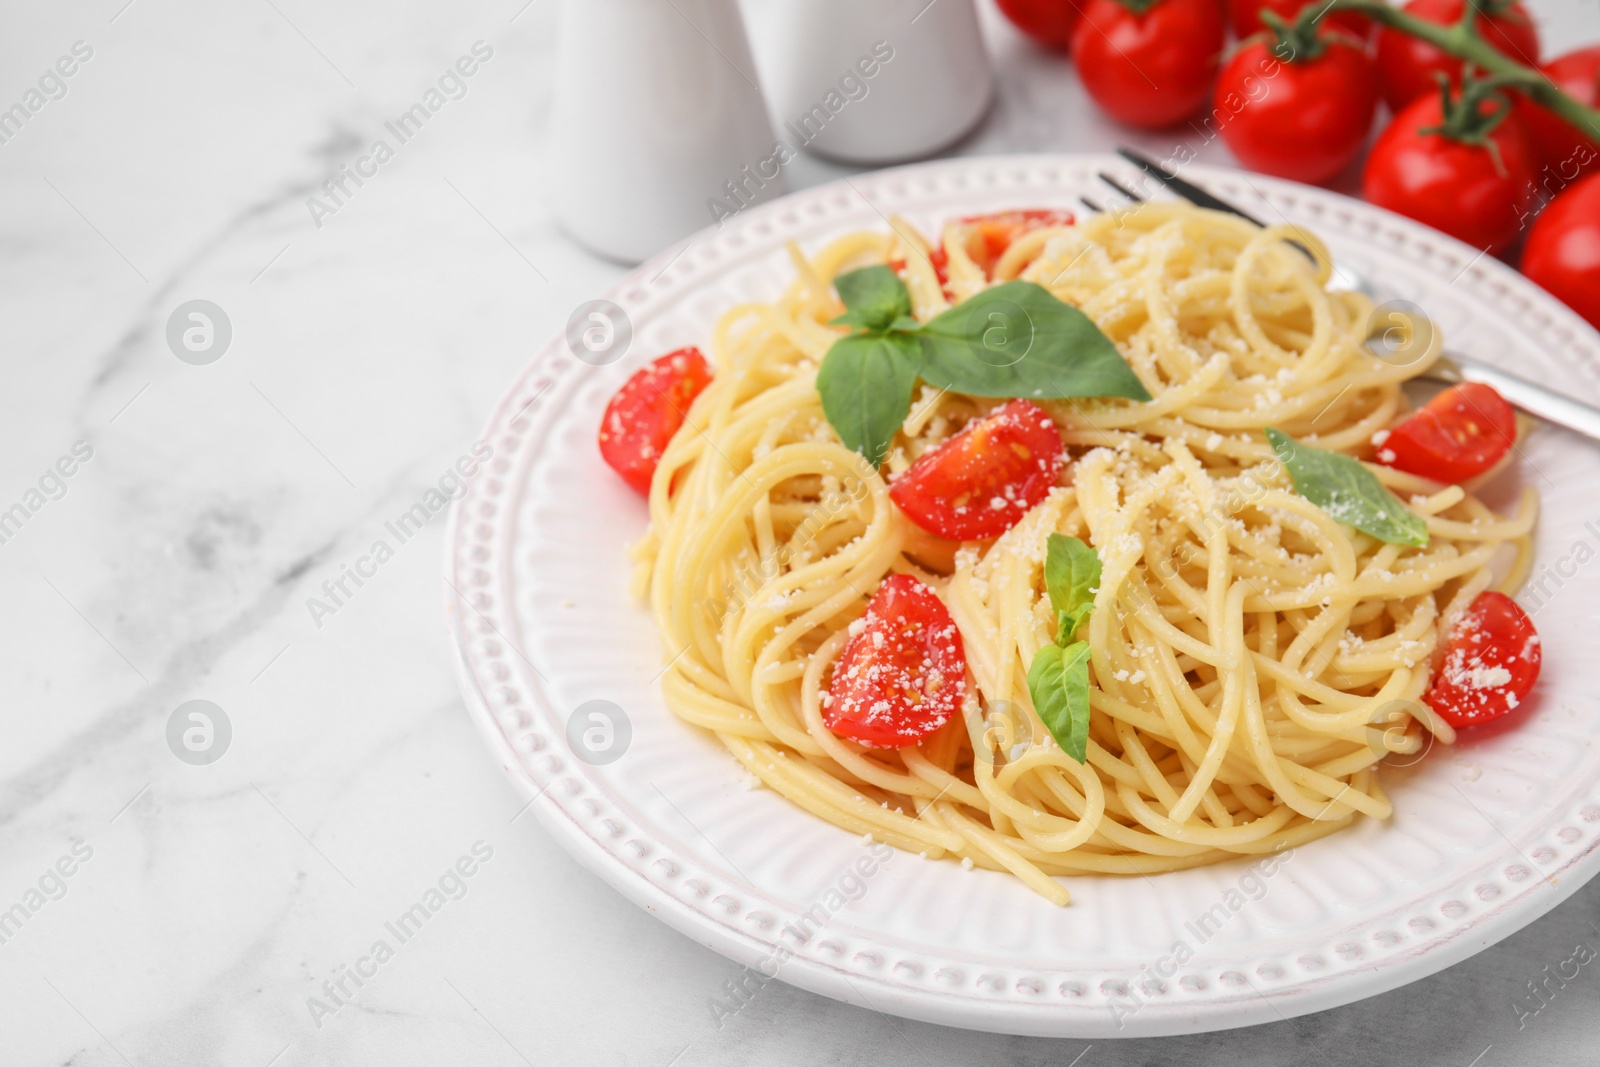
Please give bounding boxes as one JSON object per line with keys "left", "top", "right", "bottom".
{"left": 548, "top": 0, "right": 784, "bottom": 263}
{"left": 751, "top": 0, "right": 994, "bottom": 166}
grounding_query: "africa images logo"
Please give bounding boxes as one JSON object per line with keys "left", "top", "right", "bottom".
{"left": 305, "top": 441, "right": 493, "bottom": 628}
{"left": 305, "top": 42, "right": 494, "bottom": 229}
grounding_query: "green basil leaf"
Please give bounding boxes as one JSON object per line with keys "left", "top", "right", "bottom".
{"left": 816, "top": 332, "right": 921, "bottom": 467}
{"left": 1059, "top": 605, "right": 1093, "bottom": 643}
{"left": 830, "top": 265, "right": 913, "bottom": 333}
{"left": 1027, "top": 639, "right": 1093, "bottom": 764}
{"left": 1265, "top": 428, "right": 1430, "bottom": 548}
{"left": 912, "top": 281, "right": 1151, "bottom": 402}
{"left": 1043, "top": 534, "right": 1100, "bottom": 642}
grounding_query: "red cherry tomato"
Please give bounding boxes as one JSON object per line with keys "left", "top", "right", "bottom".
{"left": 1522, "top": 172, "right": 1600, "bottom": 331}
{"left": 1070, "top": 0, "right": 1226, "bottom": 130}
{"left": 891, "top": 209, "right": 1074, "bottom": 288}
{"left": 597, "top": 347, "right": 713, "bottom": 495}
{"left": 1375, "top": 382, "right": 1517, "bottom": 483}
{"left": 1514, "top": 46, "right": 1600, "bottom": 181}
{"left": 1362, "top": 90, "right": 1538, "bottom": 256}
{"left": 889, "top": 400, "right": 1065, "bottom": 541}
{"left": 1424, "top": 591, "right": 1541, "bottom": 727}
{"left": 886, "top": 251, "right": 947, "bottom": 287}
{"left": 1218, "top": 33, "right": 1378, "bottom": 185}
{"left": 1227, "top": 0, "right": 1369, "bottom": 41}
{"left": 823, "top": 574, "right": 968, "bottom": 748}
{"left": 953, "top": 209, "right": 1077, "bottom": 276}
{"left": 1375, "top": 0, "right": 1541, "bottom": 114}
{"left": 996, "top": 0, "right": 1082, "bottom": 49}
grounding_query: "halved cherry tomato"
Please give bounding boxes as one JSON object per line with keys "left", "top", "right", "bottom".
{"left": 889, "top": 400, "right": 1065, "bottom": 541}
{"left": 597, "top": 346, "right": 713, "bottom": 495}
{"left": 952, "top": 209, "right": 1076, "bottom": 277}
{"left": 1522, "top": 171, "right": 1600, "bottom": 331}
{"left": 891, "top": 210, "right": 1073, "bottom": 292}
{"left": 1374, "top": 0, "right": 1541, "bottom": 114}
{"left": 1424, "top": 591, "right": 1541, "bottom": 727}
{"left": 824, "top": 574, "right": 967, "bottom": 748}
{"left": 887, "top": 250, "right": 949, "bottom": 286}
{"left": 1513, "top": 46, "right": 1600, "bottom": 181}
{"left": 1375, "top": 382, "right": 1517, "bottom": 484}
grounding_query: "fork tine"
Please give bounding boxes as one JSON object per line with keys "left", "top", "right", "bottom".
{"left": 1110, "top": 146, "right": 1316, "bottom": 266}
{"left": 1113, "top": 146, "right": 1268, "bottom": 226}
{"left": 1079, "top": 196, "right": 1105, "bottom": 214}
{"left": 1098, "top": 172, "right": 1145, "bottom": 204}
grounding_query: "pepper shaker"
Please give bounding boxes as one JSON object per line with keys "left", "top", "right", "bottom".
{"left": 548, "top": 0, "right": 784, "bottom": 263}
{"left": 750, "top": 0, "right": 994, "bottom": 166}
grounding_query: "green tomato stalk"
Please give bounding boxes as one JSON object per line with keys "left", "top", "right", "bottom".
{"left": 1420, "top": 69, "right": 1526, "bottom": 171}
{"left": 1259, "top": 9, "right": 1344, "bottom": 62}
{"left": 1308, "top": 0, "right": 1600, "bottom": 142}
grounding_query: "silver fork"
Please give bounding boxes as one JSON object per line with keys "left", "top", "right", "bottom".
{"left": 1100, "top": 149, "right": 1600, "bottom": 444}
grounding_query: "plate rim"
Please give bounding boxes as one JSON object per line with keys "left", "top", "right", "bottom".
{"left": 446, "top": 152, "right": 1600, "bottom": 1038}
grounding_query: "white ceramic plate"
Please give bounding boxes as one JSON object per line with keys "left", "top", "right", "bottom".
{"left": 447, "top": 155, "right": 1600, "bottom": 1038}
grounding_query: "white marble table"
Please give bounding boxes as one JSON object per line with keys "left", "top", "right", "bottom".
{"left": 4, "top": 1, "right": 1599, "bottom": 1064}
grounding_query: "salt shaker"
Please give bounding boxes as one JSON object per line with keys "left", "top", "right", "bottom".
{"left": 751, "top": 0, "right": 994, "bottom": 166}
{"left": 547, "top": 0, "right": 784, "bottom": 263}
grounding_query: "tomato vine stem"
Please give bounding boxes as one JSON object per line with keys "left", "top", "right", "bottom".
{"left": 1317, "top": 0, "right": 1600, "bottom": 141}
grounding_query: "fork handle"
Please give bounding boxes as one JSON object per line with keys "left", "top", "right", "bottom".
{"left": 1447, "top": 353, "right": 1600, "bottom": 445}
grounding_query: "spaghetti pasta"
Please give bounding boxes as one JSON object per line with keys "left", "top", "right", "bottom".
{"left": 628, "top": 202, "right": 1537, "bottom": 905}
